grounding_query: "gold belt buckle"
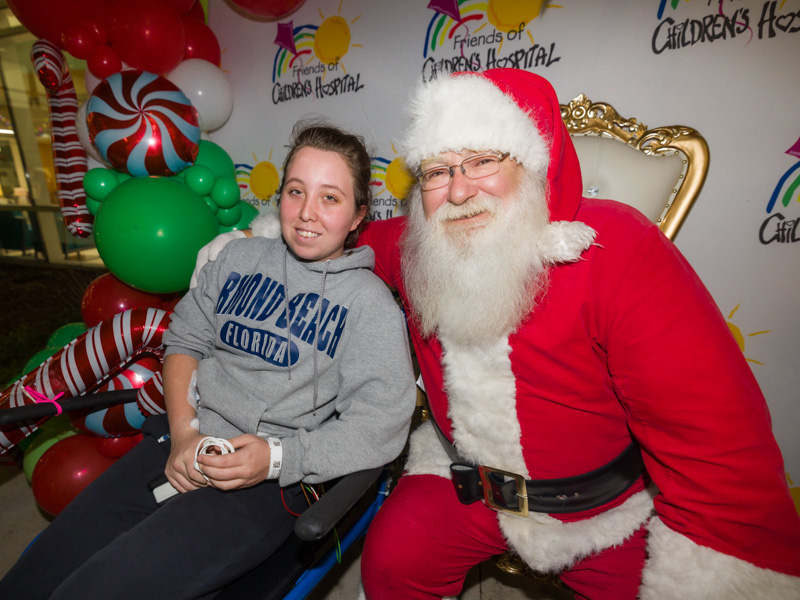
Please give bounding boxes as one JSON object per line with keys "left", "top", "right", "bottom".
{"left": 478, "top": 465, "right": 529, "bottom": 517}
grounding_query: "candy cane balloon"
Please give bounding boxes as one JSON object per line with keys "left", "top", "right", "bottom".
{"left": 0, "top": 308, "right": 170, "bottom": 465}
{"left": 31, "top": 39, "right": 92, "bottom": 238}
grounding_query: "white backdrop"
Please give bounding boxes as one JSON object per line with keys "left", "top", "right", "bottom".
{"left": 208, "top": 0, "right": 800, "bottom": 507}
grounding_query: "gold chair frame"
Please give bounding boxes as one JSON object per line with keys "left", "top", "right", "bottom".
{"left": 560, "top": 94, "right": 710, "bottom": 240}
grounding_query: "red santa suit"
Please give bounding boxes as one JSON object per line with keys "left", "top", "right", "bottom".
{"left": 356, "top": 69, "right": 800, "bottom": 598}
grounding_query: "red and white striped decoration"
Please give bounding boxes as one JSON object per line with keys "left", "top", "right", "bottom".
{"left": 0, "top": 308, "right": 170, "bottom": 464}
{"left": 31, "top": 39, "right": 92, "bottom": 238}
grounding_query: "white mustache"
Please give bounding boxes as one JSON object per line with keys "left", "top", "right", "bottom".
{"left": 433, "top": 195, "right": 500, "bottom": 223}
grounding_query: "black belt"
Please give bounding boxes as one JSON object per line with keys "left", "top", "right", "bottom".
{"left": 434, "top": 420, "right": 644, "bottom": 515}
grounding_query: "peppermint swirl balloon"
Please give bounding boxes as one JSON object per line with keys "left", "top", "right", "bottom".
{"left": 87, "top": 70, "right": 200, "bottom": 177}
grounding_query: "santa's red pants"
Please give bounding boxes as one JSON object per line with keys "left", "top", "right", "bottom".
{"left": 361, "top": 474, "right": 647, "bottom": 600}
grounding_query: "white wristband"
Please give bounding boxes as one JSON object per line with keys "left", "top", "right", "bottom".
{"left": 266, "top": 437, "right": 282, "bottom": 480}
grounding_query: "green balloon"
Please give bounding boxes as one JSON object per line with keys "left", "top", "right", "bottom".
{"left": 47, "top": 322, "right": 87, "bottom": 349}
{"left": 194, "top": 140, "right": 235, "bottom": 179}
{"left": 83, "top": 168, "right": 119, "bottom": 201}
{"left": 94, "top": 177, "right": 219, "bottom": 293}
{"left": 115, "top": 171, "right": 133, "bottom": 184}
{"left": 210, "top": 176, "right": 241, "bottom": 209}
{"left": 220, "top": 201, "right": 259, "bottom": 233}
{"left": 203, "top": 195, "right": 219, "bottom": 214}
{"left": 87, "top": 197, "right": 102, "bottom": 216}
{"left": 184, "top": 164, "right": 216, "bottom": 196}
{"left": 216, "top": 203, "right": 242, "bottom": 227}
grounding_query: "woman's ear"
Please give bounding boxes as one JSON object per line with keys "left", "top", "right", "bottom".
{"left": 350, "top": 205, "right": 368, "bottom": 232}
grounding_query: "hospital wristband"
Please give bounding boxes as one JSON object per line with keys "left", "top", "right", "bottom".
{"left": 266, "top": 437, "right": 282, "bottom": 480}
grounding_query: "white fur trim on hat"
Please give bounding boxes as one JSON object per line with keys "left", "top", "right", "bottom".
{"left": 249, "top": 211, "right": 281, "bottom": 238}
{"left": 640, "top": 517, "right": 800, "bottom": 599}
{"left": 402, "top": 75, "right": 550, "bottom": 175}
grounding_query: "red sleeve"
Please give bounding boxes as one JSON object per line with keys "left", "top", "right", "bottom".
{"left": 600, "top": 219, "right": 800, "bottom": 574}
{"left": 356, "top": 217, "right": 406, "bottom": 291}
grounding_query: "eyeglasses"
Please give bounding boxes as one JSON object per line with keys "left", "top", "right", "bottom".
{"left": 418, "top": 152, "right": 511, "bottom": 191}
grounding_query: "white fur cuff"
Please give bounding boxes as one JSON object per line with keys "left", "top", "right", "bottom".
{"left": 538, "top": 221, "right": 596, "bottom": 265}
{"left": 640, "top": 517, "right": 800, "bottom": 599}
{"left": 250, "top": 212, "right": 281, "bottom": 238}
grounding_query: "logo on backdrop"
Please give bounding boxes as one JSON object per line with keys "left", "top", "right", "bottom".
{"left": 653, "top": 0, "right": 800, "bottom": 54}
{"left": 369, "top": 149, "right": 414, "bottom": 221}
{"left": 270, "top": 3, "right": 365, "bottom": 105}
{"left": 759, "top": 136, "right": 800, "bottom": 245}
{"left": 420, "top": 0, "right": 561, "bottom": 81}
{"left": 236, "top": 153, "right": 281, "bottom": 210}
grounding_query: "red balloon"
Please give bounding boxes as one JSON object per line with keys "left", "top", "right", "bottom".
{"left": 7, "top": 0, "right": 108, "bottom": 48}
{"left": 165, "top": 0, "right": 199, "bottom": 15}
{"left": 95, "top": 434, "right": 141, "bottom": 458}
{"left": 184, "top": 2, "right": 206, "bottom": 22}
{"left": 88, "top": 45, "right": 122, "bottom": 79}
{"left": 31, "top": 434, "right": 116, "bottom": 516}
{"left": 109, "top": 0, "right": 186, "bottom": 75}
{"left": 226, "top": 0, "right": 307, "bottom": 20}
{"left": 80, "top": 17, "right": 110, "bottom": 46}
{"left": 62, "top": 23, "right": 99, "bottom": 60}
{"left": 81, "top": 273, "right": 171, "bottom": 328}
{"left": 182, "top": 16, "right": 221, "bottom": 66}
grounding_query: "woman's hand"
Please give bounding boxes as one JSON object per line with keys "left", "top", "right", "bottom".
{"left": 165, "top": 429, "right": 208, "bottom": 493}
{"left": 196, "top": 434, "right": 272, "bottom": 491}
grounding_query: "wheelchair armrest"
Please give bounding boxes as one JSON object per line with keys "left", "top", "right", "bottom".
{"left": 294, "top": 467, "right": 383, "bottom": 541}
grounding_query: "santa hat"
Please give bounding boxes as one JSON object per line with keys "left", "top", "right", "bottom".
{"left": 401, "top": 69, "right": 594, "bottom": 264}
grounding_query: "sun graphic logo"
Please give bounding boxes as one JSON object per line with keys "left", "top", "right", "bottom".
{"left": 369, "top": 149, "right": 415, "bottom": 220}
{"left": 272, "top": 3, "right": 362, "bottom": 84}
{"left": 759, "top": 136, "right": 800, "bottom": 245}
{"left": 424, "top": 0, "right": 549, "bottom": 57}
{"left": 726, "top": 304, "right": 770, "bottom": 365}
{"left": 236, "top": 151, "right": 281, "bottom": 208}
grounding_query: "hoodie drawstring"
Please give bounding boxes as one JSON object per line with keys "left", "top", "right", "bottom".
{"left": 313, "top": 262, "right": 330, "bottom": 417}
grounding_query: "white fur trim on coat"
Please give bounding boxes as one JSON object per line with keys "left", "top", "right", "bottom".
{"left": 640, "top": 517, "right": 800, "bottom": 599}
{"left": 402, "top": 75, "right": 550, "bottom": 175}
{"left": 249, "top": 211, "right": 281, "bottom": 238}
{"left": 538, "top": 221, "right": 597, "bottom": 265}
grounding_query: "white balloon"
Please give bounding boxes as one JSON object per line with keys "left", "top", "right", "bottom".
{"left": 84, "top": 70, "right": 101, "bottom": 96}
{"left": 167, "top": 59, "right": 234, "bottom": 133}
{"left": 76, "top": 101, "right": 110, "bottom": 166}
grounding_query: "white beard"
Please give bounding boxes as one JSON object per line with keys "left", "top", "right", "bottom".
{"left": 401, "top": 173, "right": 551, "bottom": 345}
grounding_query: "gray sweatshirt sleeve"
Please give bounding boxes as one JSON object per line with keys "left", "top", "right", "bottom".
{"left": 162, "top": 250, "right": 226, "bottom": 361}
{"left": 277, "top": 283, "right": 417, "bottom": 485}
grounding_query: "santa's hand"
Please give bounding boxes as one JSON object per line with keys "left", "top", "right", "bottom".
{"left": 190, "top": 230, "right": 246, "bottom": 288}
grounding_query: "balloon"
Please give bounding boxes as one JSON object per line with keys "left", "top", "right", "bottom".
{"left": 0, "top": 309, "right": 172, "bottom": 463}
{"left": 23, "top": 348, "right": 58, "bottom": 375}
{"left": 7, "top": 0, "right": 108, "bottom": 47}
{"left": 183, "top": 164, "right": 216, "bottom": 196}
{"left": 226, "top": 0, "right": 307, "bottom": 20}
{"left": 219, "top": 201, "right": 259, "bottom": 233}
{"left": 81, "top": 273, "right": 172, "bottom": 328}
{"left": 182, "top": 16, "right": 221, "bottom": 66}
{"left": 83, "top": 167, "right": 119, "bottom": 202}
{"left": 95, "top": 434, "right": 141, "bottom": 458}
{"left": 108, "top": 0, "right": 185, "bottom": 75}
{"left": 167, "top": 59, "right": 233, "bottom": 132}
{"left": 80, "top": 17, "right": 109, "bottom": 46}
{"left": 22, "top": 421, "right": 77, "bottom": 482}
{"left": 47, "top": 322, "right": 88, "bottom": 349}
{"left": 32, "top": 40, "right": 93, "bottom": 238}
{"left": 76, "top": 102, "right": 108, "bottom": 166}
{"left": 87, "top": 44, "right": 123, "bottom": 80}
{"left": 62, "top": 23, "right": 99, "bottom": 60}
{"left": 165, "top": 0, "right": 199, "bottom": 15}
{"left": 93, "top": 178, "right": 218, "bottom": 292}
{"left": 210, "top": 177, "right": 241, "bottom": 209}
{"left": 69, "top": 356, "right": 162, "bottom": 436}
{"left": 194, "top": 140, "right": 236, "bottom": 179}
{"left": 87, "top": 71, "right": 200, "bottom": 177}
{"left": 216, "top": 203, "right": 242, "bottom": 227}
{"left": 31, "top": 434, "right": 117, "bottom": 516}
{"left": 185, "top": 1, "right": 207, "bottom": 22}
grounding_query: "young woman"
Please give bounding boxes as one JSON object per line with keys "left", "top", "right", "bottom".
{"left": 0, "top": 124, "right": 417, "bottom": 600}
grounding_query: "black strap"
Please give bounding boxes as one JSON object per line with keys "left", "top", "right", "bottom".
{"left": 433, "top": 418, "right": 645, "bottom": 514}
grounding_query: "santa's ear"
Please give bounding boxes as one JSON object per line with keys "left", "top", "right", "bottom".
{"left": 537, "top": 221, "right": 596, "bottom": 264}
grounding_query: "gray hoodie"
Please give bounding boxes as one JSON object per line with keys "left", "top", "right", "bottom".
{"left": 163, "top": 236, "right": 416, "bottom": 486}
